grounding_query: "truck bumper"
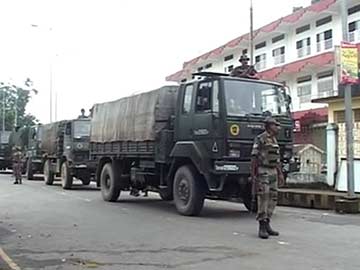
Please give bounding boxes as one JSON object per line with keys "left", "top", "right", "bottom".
{"left": 213, "top": 161, "right": 251, "bottom": 175}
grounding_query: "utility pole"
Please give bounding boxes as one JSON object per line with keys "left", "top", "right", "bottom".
{"left": 340, "top": 0, "right": 355, "bottom": 198}
{"left": 249, "top": 0, "right": 254, "bottom": 65}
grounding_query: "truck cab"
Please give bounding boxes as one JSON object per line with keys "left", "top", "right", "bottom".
{"left": 42, "top": 117, "right": 93, "bottom": 189}
{"left": 26, "top": 124, "right": 44, "bottom": 179}
{"left": 172, "top": 72, "right": 294, "bottom": 210}
{"left": 0, "top": 131, "right": 12, "bottom": 170}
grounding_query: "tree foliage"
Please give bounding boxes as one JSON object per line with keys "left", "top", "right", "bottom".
{"left": 0, "top": 79, "right": 39, "bottom": 131}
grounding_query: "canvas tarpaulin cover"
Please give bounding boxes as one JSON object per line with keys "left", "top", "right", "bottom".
{"left": 91, "top": 86, "right": 178, "bottom": 142}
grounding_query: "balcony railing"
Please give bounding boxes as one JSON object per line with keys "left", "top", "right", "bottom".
{"left": 349, "top": 30, "right": 360, "bottom": 43}
{"left": 255, "top": 61, "right": 266, "bottom": 70}
{"left": 297, "top": 46, "right": 311, "bottom": 58}
{"left": 317, "top": 39, "right": 333, "bottom": 52}
{"left": 273, "top": 54, "right": 285, "bottom": 65}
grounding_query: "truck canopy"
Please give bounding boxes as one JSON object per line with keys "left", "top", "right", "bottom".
{"left": 91, "top": 85, "right": 178, "bottom": 143}
{"left": 41, "top": 121, "right": 66, "bottom": 155}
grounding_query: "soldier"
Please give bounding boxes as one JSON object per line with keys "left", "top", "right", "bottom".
{"left": 251, "top": 117, "right": 284, "bottom": 239}
{"left": 230, "top": 54, "right": 258, "bottom": 78}
{"left": 12, "top": 145, "right": 23, "bottom": 184}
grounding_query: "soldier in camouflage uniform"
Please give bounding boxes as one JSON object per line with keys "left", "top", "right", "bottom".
{"left": 251, "top": 117, "right": 284, "bottom": 239}
{"left": 12, "top": 146, "right": 23, "bottom": 184}
{"left": 230, "top": 54, "right": 258, "bottom": 78}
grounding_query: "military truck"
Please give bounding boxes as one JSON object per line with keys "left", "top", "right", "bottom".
{"left": 42, "top": 118, "right": 93, "bottom": 189}
{"left": 25, "top": 124, "right": 44, "bottom": 180}
{"left": 90, "top": 72, "right": 295, "bottom": 216}
{"left": 0, "top": 131, "right": 12, "bottom": 170}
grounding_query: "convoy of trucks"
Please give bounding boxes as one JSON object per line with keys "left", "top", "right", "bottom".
{"left": 1, "top": 71, "right": 296, "bottom": 216}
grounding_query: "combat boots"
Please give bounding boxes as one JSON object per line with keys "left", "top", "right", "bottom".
{"left": 265, "top": 219, "right": 279, "bottom": 236}
{"left": 258, "top": 221, "right": 269, "bottom": 239}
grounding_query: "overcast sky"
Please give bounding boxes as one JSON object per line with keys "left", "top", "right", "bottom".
{"left": 0, "top": 0, "right": 310, "bottom": 123}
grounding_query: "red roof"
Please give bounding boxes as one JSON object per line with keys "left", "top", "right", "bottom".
{"left": 178, "top": 0, "right": 336, "bottom": 70}
{"left": 292, "top": 107, "right": 328, "bottom": 121}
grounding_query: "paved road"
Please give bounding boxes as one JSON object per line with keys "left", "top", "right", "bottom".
{"left": 0, "top": 173, "right": 359, "bottom": 270}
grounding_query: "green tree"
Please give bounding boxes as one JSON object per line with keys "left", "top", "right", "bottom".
{"left": 0, "top": 79, "right": 39, "bottom": 131}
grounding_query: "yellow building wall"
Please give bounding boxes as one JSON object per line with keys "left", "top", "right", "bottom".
{"left": 328, "top": 97, "right": 360, "bottom": 159}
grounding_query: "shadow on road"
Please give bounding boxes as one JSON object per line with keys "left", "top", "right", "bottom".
{"left": 112, "top": 194, "right": 253, "bottom": 219}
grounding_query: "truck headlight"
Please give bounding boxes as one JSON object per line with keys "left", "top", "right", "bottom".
{"left": 76, "top": 143, "right": 84, "bottom": 149}
{"left": 228, "top": 149, "right": 241, "bottom": 158}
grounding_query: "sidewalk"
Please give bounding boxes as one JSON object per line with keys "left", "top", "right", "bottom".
{"left": 278, "top": 188, "right": 360, "bottom": 210}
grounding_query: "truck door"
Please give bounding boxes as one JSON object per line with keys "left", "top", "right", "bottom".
{"left": 192, "top": 80, "right": 221, "bottom": 158}
{"left": 175, "top": 84, "right": 195, "bottom": 141}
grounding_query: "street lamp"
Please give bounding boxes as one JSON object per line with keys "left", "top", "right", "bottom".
{"left": 31, "top": 24, "right": 54, "bottom": 123}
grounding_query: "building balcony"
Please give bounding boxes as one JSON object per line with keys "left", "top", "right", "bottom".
{"left": 297, "top": 46, "right": 311, "bottom": 58}
{"left": 255, "top": 61, "right": 267, "bottom": 71}
{"left": 317, "top": 39, "right": 333, "bottom": 52}
{"left": 273, "top": 54, "right": 285, "bottom": 65}
{"left": 312, "top": 84, "right": 360, "bottom": 103}
{"left": 349, "top": 30, "right": 360, "bottom": 43}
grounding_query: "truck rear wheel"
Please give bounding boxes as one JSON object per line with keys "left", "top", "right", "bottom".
{"left": 61, "top": 161, "right": 73, "bottom": 189}
{"left": 100, "top": 163, "right": 121, "bottom": 202}
{"left": 43, "top": 160, "right": 54, "bottom": 185}
{"left": 26, "top": 159, "right": 34, "bottom": 180}
{"left": 173, "top": 165, "right": 206, "bottom": 216}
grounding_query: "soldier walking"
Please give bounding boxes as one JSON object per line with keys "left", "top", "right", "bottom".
{"left": 251, "top": 117, "right": 284, "bottom": 239}
{"left": 12, "top": 146, "right": 23, "bottom": 184}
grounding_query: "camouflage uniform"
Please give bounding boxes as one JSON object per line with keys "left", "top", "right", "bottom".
{"left": 12, "top": 147, "right": 23, "bottom": 184}
{"left": 251, "top": 131, "right": 280, "bottom": 221}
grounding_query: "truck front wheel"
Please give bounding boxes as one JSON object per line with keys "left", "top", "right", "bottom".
{"left": 173, "top": 165, "right": 206, "bottom": 216}
{"left": 43, "top": 160, "right": 54, "bottom": 185}
{"left": 61, "top": 161, "right": 73, "bottom": 190}
{"left": 26, "top": 159, "right": 34, "bottom": 180}
{"left": 100, "top": 163, "right": 121, "bottom": 202}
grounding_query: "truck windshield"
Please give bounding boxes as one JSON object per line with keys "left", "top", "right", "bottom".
{"left": 224, "top": 79, "right": 287, "bottom": 116}
{"left": 73, "top": 121, "right": 91, "bottom": 138}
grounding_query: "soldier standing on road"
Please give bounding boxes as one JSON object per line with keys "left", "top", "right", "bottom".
{"left": 12, "top": 146, "right": 23, "bottom": 184}
{"left": 251, "top": 117, "right": 284, "bottom": 239}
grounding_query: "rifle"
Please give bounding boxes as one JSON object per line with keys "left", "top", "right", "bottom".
{"left": 250, "top": 159, "right": 258, "bottom": 212}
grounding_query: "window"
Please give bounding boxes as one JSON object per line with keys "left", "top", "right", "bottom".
{"left": 255, "top": 53, "right": 266, "bottom": 70}
{"left": 316, "top": 16, "right": 332, "bottom": 27}
{"left": 196, "top": 81, "right": 212, "bottom": 112}
{"left": 297, "top": 76, "right": 312, "bottom": 105}
{"left": 316, "top": 29, "right": 332, "bottom": 52}
{"left": 334, "top": 111, "right": 345, "bottom": 123}
{"left": 317, "top": 71, "right": 333, "bottom": 98}
{"left": 296, "top": 24, "right": 310, "bottom": 34}
{"left": 354, "top": 109, "right": 360, "bottom": 122}
{"left": 224, "top": 54, "right": 234, "bottom": 62}
{"left": 348, "top": 4, "right": 360, "bottom": 15}
{"left": 242, "top": 49, "right": 248, "bottom": 55}
{"left": 296, "top": 37, "right": 311, "bottom": 58}
{"left": 205, "top": 63, "right": 212, "bottom": 69}
{"left": 272, "top": 34, "right": 285, "bottom": 44}
{"left": 349, "top": 20, "right": 360, "bottom": 42}
{"left": 197, "top": 67, "right": 203, "bottom": 72}
{"left": 224, "top": 65, "right": 234, "bottom": 73}
{"left": 182, "top": 85, "right": 193, "bottom": 113}
{"left": 194, "top": 81, "right": 219, "bottom": 113}
{"left": 272, "top": 46, "right": 285, "bottom": 65}
{"left": 212, "top": 81, "right": 219, "bottom": 113}
{"left": 255, "top": 41, "right": 266, "bottom": 50}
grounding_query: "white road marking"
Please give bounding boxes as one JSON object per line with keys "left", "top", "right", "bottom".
{"left": 0, "top": 247, "right": 21, "bottom": 270}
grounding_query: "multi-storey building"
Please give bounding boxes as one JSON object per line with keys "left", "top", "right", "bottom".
{"left": 166, "top": 0, "right": 360, "bottom": 155}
